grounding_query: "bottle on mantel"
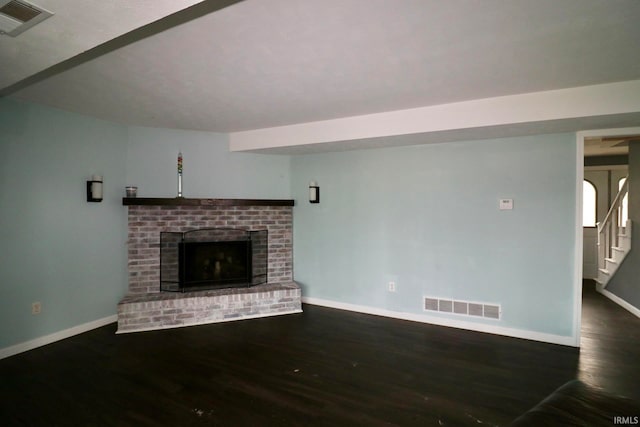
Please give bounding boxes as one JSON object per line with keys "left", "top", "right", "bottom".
{"left": 177, "top": 151, "right": 183, "bottom": 198}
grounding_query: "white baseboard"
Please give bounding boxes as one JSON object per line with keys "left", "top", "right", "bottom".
{"left": 0, "top": 315, "right": 118, "bottom": 360}
{"left": 596, "top": 286, "right": 640, "bottom": 318}
{"left": 302, "top": 296, "right": 577, "bottom": 347}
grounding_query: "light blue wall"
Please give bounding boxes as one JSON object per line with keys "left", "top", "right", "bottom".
{"left": 0, "top": 101, "right": 292, "bottom": 352}
{"left": 0, "top": 98, "right": 129, "bottom": 348}
{"left": 292, "top": 134, "right": 577, "bottom": 337}
{"left": 0, "top": 97, "right": 578, "bottom": 349}
{"left": 126, "top": 126, "right": 290, "bottom": 199}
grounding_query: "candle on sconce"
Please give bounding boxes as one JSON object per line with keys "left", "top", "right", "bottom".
{"left": 309, "top": 181, "right": 319, "bottom": 203}
{"left": 86, "top": 174, "right": 103, "bottom": 202}
{"left": 91, "top": 175, "right": 103, "bottom": 200}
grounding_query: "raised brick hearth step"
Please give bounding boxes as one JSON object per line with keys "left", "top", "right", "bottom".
{"left": 117, "top": 282, "right": 302, "bottom": 333}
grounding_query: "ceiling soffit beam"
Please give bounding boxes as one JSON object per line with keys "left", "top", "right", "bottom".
{"left": 0, "top": 0, "right": 243, "bottom": 97}
{"left": 229, "top": 80, "right": 640, "bottom": 152}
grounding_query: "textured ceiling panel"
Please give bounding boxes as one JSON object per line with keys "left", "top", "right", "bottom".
{"left": 4, "top": 0, "right": 640, "bottom": 137}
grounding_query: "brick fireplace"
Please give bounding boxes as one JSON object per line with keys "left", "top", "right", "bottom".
{"left": 117, "top": 198, "right": 302, "bottom": 333}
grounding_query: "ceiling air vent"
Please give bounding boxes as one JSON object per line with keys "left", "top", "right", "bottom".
{"left": 0, "top": 0, "right": 53, "bottom": 37}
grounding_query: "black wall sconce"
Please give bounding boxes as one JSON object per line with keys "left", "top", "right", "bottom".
{"left": 87, "top": 175, "right": 103, "bottom": 202}
{"left": 309, "top": 181, "right": 320, "bottom": 204}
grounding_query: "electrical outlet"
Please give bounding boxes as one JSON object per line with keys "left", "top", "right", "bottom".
{"left": 32, "top": 302, "right": 42, "bottom": 315}
{"left": 388, "top": 282, "right": 397, "bottom": 292}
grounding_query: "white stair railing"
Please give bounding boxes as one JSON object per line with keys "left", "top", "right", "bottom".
{"left": 596, "top": 176, "right": 631, "bottom": 287}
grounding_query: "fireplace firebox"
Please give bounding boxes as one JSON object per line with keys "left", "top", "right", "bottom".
{"left": 160, "top": 228, "right": 267, "bottom": 292}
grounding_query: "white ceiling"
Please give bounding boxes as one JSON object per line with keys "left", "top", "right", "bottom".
{"left": 0, "top": 0, "right": 206, "bottom": 88}
{"left": 2, "top": 0, "right": 640, "bottom": 151}
{"left": 584, "top": 135, "right": 640, "bottom": 157}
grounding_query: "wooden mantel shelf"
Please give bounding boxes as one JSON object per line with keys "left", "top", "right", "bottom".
{"left": 122, "top": 197, "right": 294, "bottom": 207}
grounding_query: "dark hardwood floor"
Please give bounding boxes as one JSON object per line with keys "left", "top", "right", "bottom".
{"left": 1, "top": 281, "right": 638, "bottom": 426}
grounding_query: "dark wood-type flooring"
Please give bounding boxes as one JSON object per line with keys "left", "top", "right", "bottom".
{"left": 1, "top": 281, "right": 638, "bottom": 426}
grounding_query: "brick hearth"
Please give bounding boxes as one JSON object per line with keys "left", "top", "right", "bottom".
{"left": 117, "top": 282, "right": 301, "bottom": 333}
{"left": 118, "top": 200, "right": 301, "bottom": 333}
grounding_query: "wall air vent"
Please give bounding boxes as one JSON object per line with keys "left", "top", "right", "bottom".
{"left": 0, "top": 0, "right": 53, "bottom": 37}
{"left": 424, "top": 296, "right": 501, "bottom": 320}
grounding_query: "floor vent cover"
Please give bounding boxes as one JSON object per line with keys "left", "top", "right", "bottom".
{"left": 424, "top": 296, "right": 501, "bottom": 320}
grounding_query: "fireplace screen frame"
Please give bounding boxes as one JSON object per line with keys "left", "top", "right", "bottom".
{"left": 160, "top": 228, "right": 268, "bottom": 292}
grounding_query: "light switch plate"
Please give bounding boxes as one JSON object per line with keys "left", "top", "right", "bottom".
{"left": 499, "top": 199, "right": 513, "bottom": 210}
